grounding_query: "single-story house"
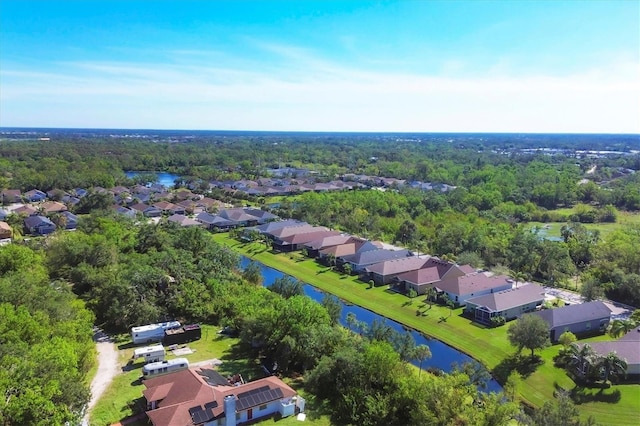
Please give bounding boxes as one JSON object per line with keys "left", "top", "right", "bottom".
{"left": 531, "top": 301, "right": 612, "bottom": 342}
{"left": 365, "top": 256, "right": 433, "bottom": 286}
{"left": 130, "top": 203, "right": 163, "bottom": 218}
{"left": 0, "top": 221, "right": 12, "bottom": 239}
{"left": 245, "top": 219, "right": 307, "bottom": 237}
{"left": 195, "top": 212, "right": 236, "bottom": 231}
{"left": 114, "top": 205, "right": 136, "bottom": 218}
{"left": 339, "top": 248, "right": 412, "bottom": 275}
{"left": 1, "top": 189, "right": 22, "bottom": 204}
{"left": 242, "top": 208, "right": 279, "bottom": 224}
{"left": 24, "top": 189, "right": 47, "bottom": 202}
{"left": 302, "top": 234, "right": 354, "bottom": 258}
{"left": 319, "top": 239, "right": 381, "bottom": 264}
{"left": 435, "top": 271, "right": 512, "bottom": 306}
{"left": 154, "top": 201, "right": 185, "bottom": 215}
{"left": 14, "top": 205, "right": 38, "bottom": 217}
{"left": 0, "top": 209, "right": 8, "bottom": 220}
{"left": 393, "top": 258, "right": 460, "bottom": 295}
{"left": 144, "top": 368, "right": 297, "bottom": 426}
{"left": 24, "top": 215, "right": 56, "bottom": 235}
{"left": 40, "top": 201, "right": 68, "bottom": 214}
{"left": 274, "top": 229, "right": 340, "bottom": 252}
{"left": 217, "top": 208, "right": 262, "bottom": 227}
{"left": 264, "top": 223, "right": 318, "bottom": 242}
{"left": 465, "top": 283, "right": 546, "bottom": 325}
{"left": 588, "top": 326, "right": 640, "bottom": 376}
{"left": 168, "top": 214, "right": 203, "bottom": 227}
{"left": 61, "top": 211, "right": 79, "bottom": 229}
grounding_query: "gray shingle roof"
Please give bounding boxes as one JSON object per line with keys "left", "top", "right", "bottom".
{"left": 532, "top": 301, "right": 611, "bottom": 329}
{"left": 465, "top": 283, "right": 545, "bottom": 312}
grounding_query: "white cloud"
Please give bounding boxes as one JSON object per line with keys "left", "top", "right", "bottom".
{"left": 1, "top": 46, "right": 638, "bottom": 133}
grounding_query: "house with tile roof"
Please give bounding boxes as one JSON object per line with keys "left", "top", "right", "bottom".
{"left": 393, "top": 258, "right": 459, "bottom": 295}
{"left": 143, "top": 368, "right": 298, "bottom": 426}
{"left": 531, "top": 301, "right": 611, "bottom": 342}
{"left": 435, "top": 271, "right": 512, "bottom": 306}
{"left": 0, "top": 221, "right": 12, "bottom": 240}
{"left": 339, "top": 248, "right": 412, "bottom": 275}
{"left": 24, "top": 215, "right": 56, "bottom": 235}
{"left": 319, "top": 239, "right": 381, "bottom": 265}
{"left": 365, "top": 256, "right": 433, "bottom": 286}
{"left": 274, "top": 229, "right": 340, "bottom": 252}
{"left": 465, "top": 283, "right": 546, "bottom": 325}
{"left": 302, "top": 234, "right": 354, "bottom": 258}
{"left": 168, "top": 214, "right": 203, "bottom": 227}
{"left": 195, "top": 212, "right": 237, "bottom": 231}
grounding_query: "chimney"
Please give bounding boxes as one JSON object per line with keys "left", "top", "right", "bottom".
{"left": 224, "top": 395, "right": 237, "bottom": 426}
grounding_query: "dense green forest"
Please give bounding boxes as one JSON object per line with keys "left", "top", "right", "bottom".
{"left": 0, "top": 133, "right": 638, "bottom": 424}
{"left": 1, "top": 135, "right": 638, "bottom": 306}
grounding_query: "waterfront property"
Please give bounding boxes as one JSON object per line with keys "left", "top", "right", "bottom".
{"left": 435, "top": 270, "right": 511, "bottom": 306}
{"left": 531, "top": 301, "right": 612, "bottom": 342}
{"left": 464, "top": 283, "right": 546, "bottom": 325}
{"left": 588, "top": 326, "right": 640, "bottom": 376}
{"left": 143, "top": 368, "right": 298, "bottom": 426}
{"left": 364, "top": 255, "right": 433, "bottom": 286}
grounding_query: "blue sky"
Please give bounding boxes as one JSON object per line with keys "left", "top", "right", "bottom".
{"left": 1, "top": 0, "right": 638, "bottom": 133}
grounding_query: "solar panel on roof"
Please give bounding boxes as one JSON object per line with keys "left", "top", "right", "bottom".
{"left": 204, "top": 401, "right": 218, "bottom": 410}
{"left": 237, "top": 385, "right": 269, "bottom": 399}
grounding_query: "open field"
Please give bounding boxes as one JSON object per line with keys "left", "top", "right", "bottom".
{"left": 213, "top": 233, "right": 640, "bottom": 425}
{"left": 89, "top": 325, "right": 331, "bottom": 426}
{"left": 528, "top": 209, "right": 640, "bottom": 239}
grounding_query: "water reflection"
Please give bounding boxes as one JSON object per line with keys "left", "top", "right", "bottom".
{"left": 239, "top": 256, "right": 502, "bottom": 392}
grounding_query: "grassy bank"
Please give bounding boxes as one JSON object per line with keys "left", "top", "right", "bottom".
{"left": 214, "top": 233, "right": 640, "bottom": 425}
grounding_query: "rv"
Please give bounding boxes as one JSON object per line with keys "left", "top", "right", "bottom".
{"left": 142, "top": 358, "right": 189, "bottom": 378}
{"left": 133, "top": 344, "right": 165, "bottom": 364}
{"left": 131, "top": 321, "right": 181, "bottom": 345}
{"left": 163, "top": 324, "right": 202, "bottom": 346}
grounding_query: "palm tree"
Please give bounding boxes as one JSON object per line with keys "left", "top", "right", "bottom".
{"left": 509, "top": 270, "right": 528, "bottom": 288}
{"left": 597, "top": 352, "right": 627, "bottom": 384}
{"left": 568, "top": 343, "right": 596, "bottom": 378}
{"left": 424, "top": 286, "right": 438, "bottom": 310}
{"left": 608, "top": 319, "right": 637, "bottom": 339}
{"left": 442, "top": 294, "right": 455, "bottom": 318}
{"left": 413, "top": 344, "right": 432, "bottom": 377}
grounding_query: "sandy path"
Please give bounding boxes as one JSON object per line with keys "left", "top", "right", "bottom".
{"left": 83, "top": 328, "right": 120, "bottom": 425}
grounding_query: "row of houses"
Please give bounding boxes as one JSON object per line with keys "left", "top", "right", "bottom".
{"left": 240, "top": 219, "right": 623, "bottom": 345}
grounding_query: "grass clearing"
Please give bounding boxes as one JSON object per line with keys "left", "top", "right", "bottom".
{"left": 527, "top": 210, "right": 640, "bottom": 239}
{"left": 214, "top": 233, "right": 640, "bottom": 425}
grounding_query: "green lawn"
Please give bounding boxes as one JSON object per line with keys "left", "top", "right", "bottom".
{"left": 88, "top": 325, "right": 330, "bottom": 426}
{"left": 214, "top": 234, "right": 640, "bottom": 425}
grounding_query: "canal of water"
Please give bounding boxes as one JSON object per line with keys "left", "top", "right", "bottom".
{"left": 239, "top": 256, "right": 502, "bottom": 393}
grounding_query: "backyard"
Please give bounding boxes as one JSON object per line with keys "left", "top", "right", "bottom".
{"left": 88, "top": 324, "right": 331, "bottom": 426}
{"left": 213, "top": 233, "right": 640, "bottom": 425}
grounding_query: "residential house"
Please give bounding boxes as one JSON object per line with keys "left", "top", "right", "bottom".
{"left": 339, "top": 248, "right": 412, "bottom": 275}
{"left": 588, "top": 326, "right": 640, "bottom": 376}
{"left": 465, "top": 283, "right": 546, "bottom": 325}
{"left": 531, "top": 301, "right": 612, "bottom": 342}
{"left": 1, "top": 189, "right": 22, "bottom": 204}
{"left": 196, "top": 212, "right": 236, "bottom": 231}
{"left": 130, "top": 203, "right": 163, "bottom": 218}
{"left": 24, "top": 215, "right": 56, "bottom": 235}
{"left": 14, "top": 205, "right": 38, "bottom": 216}
{"left": 154, "top": 201, "right": 186, "bottom": 215}
{"left": 40, "top": 201, "right": 68, "bottom": 214}
{"left": 265, "top": 223, "right": 318, "bottom": 242}
{"left": 0, "top": 221, "right": 12, "bottom": 240}
{"left": 319, "top": 239, "right": 381, "bottom": 265}
{"left": 274, "top": 229, "right": 340, "bottom": 252}
{"left": 144, "top": 368, "right": 297, "bottom": 426}
{"left": 393, "top": 258, "right": 458, "bottom": 295}
{"left": 435, "top": 271, "right": 512, "bottom": 306}
{"left": 0, "top": 209, "right": 8, "bottom": 220}
{"left": 302, "top": 234, "right": 354, "bottom": 258}
{"left": 242, "top": 208, "right": 279, "bottom": 224}
{"left": 365, "top": 256, "right": 433, "bottom": 286}
{"left": 61, "top": 211, "right": 79, "bottom": 230}
{"left": 24, "top": 189, "right": 47, "bottom": 202}
{"left": 168, "top": 214, "right": 203, "bottom": 227}
{"left": 218, "top": 208, "right": 261, "bottom": 227}
{"left": 246, "top": 219, "right": 307, "bottom": 237}
{"left": 114, "top": 205, "right": 137, "bottom": 219}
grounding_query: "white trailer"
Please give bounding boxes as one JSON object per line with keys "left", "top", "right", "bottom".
{"left": 131, "top": 321, "right": 181, "bottom": 344}
{"left": 142, "top": 358, "right": 189, "bottom": 378}
{"left": 133, "top": 344, "right": 165, "bottom": 364}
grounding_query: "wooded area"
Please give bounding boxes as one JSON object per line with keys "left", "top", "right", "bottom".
{"left": 0, "top": 132, "right": 638, "bottom": 425}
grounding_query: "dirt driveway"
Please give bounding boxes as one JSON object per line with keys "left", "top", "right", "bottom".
{"left": 83, "top": 328, "right": 120, "bottom": 425}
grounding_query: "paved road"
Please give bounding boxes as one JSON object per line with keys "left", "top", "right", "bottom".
{"left": 83, "top": 328, "right": 120, "bottom": 425}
